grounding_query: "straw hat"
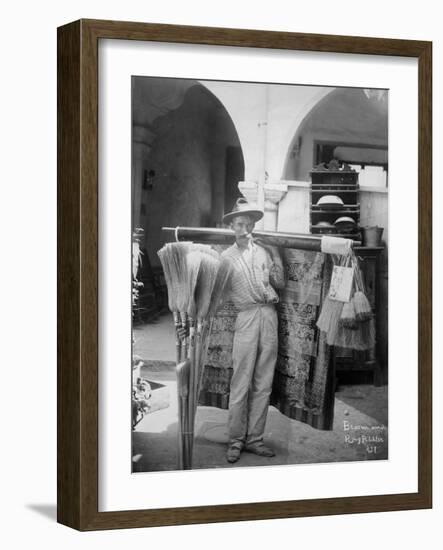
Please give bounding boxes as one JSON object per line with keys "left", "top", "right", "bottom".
{"left": 222, "top": 197, "right": 264, "bottom": 225}
{"left": 316, "top": 195, "right": 344, "bottom": 208}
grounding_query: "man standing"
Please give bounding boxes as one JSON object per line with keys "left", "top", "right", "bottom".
{"left": 221, "top": 198, "right": 285, "bottom": 463}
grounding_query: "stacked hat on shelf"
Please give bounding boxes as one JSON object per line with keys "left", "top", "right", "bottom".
{"left": 309, "top": 159, "right": 360, "bottom": 240}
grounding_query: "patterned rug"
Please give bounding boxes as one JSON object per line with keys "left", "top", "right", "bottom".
{"left": 199, "top": 249, "right": 336, "bottom": 430}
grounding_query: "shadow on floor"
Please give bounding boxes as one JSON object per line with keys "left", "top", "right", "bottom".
{"left": 26, "top": 504, "right": 57, "bottom": 522}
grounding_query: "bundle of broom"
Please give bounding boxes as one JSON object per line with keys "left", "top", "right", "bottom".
{"left": 316, "top": 253, "right": 349, "bottom": 345}
{"left": 351, "top": 254, "right": 373, "bottom": 322}
{"left": 158, "top": 241, "right": 233, "bottom": 469}
{"left": 158, "top": 241, "right": 202, "bottom": 470}
{"left": 157, "top": 241, "right": 193, "bottom": 363}
{"left": 192, "top": 258, "right": 233, "bottom": 426}
{"left": 334, "top": 293, "right": 375, "bottom": 350}
{"left": 185, "top": 248, "right": 227, "bottom": 468}
{"left": 195, "top": 257, "right": 233, "bottom": 399}
{"left": 317, "top": 250, "right": 374, "bottom": 350}
{"left": 175, "top": 358, "right": 190, "bottom": 470}
{"left": 333, "top": 253, "right": 375, "bottom": 350}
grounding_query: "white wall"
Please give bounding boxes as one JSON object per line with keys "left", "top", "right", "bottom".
{"left": 1, "top": 1, "right": 441, "bottom": 550}
{"left": 205, "top": 81, "right": 333, "bottom": 183}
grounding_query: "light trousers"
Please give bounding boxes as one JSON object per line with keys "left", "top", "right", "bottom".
{"left": 228, "top": 304, "right": 278, "bottom": 449}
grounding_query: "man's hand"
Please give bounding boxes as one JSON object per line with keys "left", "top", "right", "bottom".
{"left": 176, "top": 326, "right": 189, "bottom": 342}
{"left": 254, "top": 238, "right": 286, "bottom": 290}
{"left": 253, "top": 238, "right": 280, "bottom": 260}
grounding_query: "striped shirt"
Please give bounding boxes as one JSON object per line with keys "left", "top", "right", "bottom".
{"left": 221, "top": 242, "right": 282, "bottom": 310}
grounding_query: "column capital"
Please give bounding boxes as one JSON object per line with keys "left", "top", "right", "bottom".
{"left": 264, "top": 182, "right": 288, "bottom": 212}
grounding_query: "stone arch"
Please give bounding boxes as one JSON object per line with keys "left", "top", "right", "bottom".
{"left": 132, "top": 77, "right": 246, "bottom": 265}
{"left": 279, "top": 88, "right": 336, "bottom": 180}
{"left": 282, "top": 87, "right": 388, "bottom": 180}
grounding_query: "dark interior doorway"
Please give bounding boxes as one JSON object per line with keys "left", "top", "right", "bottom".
{"left": 224, "top": 146, "right": 245, "bottom": 216}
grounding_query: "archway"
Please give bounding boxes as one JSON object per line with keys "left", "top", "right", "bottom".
{"left": 283, "top": 87, "right": 388, "bottom": 181}
{"left": 132, "top": 77, "right": 245, "bottom": 272}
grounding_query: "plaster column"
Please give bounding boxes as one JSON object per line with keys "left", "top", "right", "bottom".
{"left": 256, "top": 86, "right": 269, "bottom": 231}
{"left": 277, "top": 181, "right": 310, "bottom": 233}
{"left": 263, "top": 182, "right": 288, "bottom": 231}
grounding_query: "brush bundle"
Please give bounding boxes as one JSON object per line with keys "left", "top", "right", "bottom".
{"left": 157, "top": 241, "right": 194, "bottom": 363}
{"left": 316, "top": 253, "right": 349, "bottom": 344}
{"left": 340, "top": 300, "right": 358, "bottom": 329}
{"left": 317, "top": 250, "right": 374, "bottom": 350}
{"left": 351, "top": 255, "right": 372, "bottom": 322}
{"left": 335, "top": 252, "right": 375, "bottom": 350}
{"left": 157, "top": 242, "right": 233, "bottom": 469}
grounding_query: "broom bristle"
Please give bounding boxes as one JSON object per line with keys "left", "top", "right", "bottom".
{"left": 334, "top": 324, "right": 358, "bottom": 348}
{"left": 207, "top": 259, "right": 233, "bottom": 318}
{"left": 157, "top": 242, "right": 193, "bottom": 313}
{"left": 317, "top": 296, "right": 344, "bottom": 336}
{"left": 195, "top": 255, "right": 220, "bottom": 320}
{"left": 340, "top": 300, "right": 358, "bottom": 329}
{"left": 170, "top": 243, "right": 192, "bottom": 313}
{"left": 333, "top": 317, "right": 375, "bottom": 350}
{"left": 157, "top": 246, "right": 175, "bottom": 312}
{"left": 325, "top": 304, "right": 345, "bottom": 345}
{"left": 186, "top": 250, "right": 203, "bottom": 318}
{"left": 353, "top": 291, "right": 372, "bottom": 322}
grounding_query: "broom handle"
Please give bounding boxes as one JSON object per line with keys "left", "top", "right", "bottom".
{"left": 163, "top": 226, "right": 361, "bottom": 250}
{"left": 192, "top": 321, "right": 204, "bottom": 428}
{"left": 186, "top": 321, "right": 197, "bottom": 469}
{"left": 183, "top": 376, "right": 191, "bottom": 470}
{"left": 173, "top": 311, "right": 182, "bottom": 363}
{"left": 177, "top": 396, "right": 184, "bottom": 470}
{"left": 187, "top": 319, "right": 212, "bottom": 468}
{"left": 182, "top": 397, "right": 190, "bottom": 470}
{"left": 188, "top": 319, "right": 196, "bottom": 435}
{"left": 175, "top": 363, "right": 184, "bottom": 470}
{"left": 187, "top": 320, "right": 206, "bottom": 469}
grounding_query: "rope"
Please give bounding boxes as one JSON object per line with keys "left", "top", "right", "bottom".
{"left": 175, "top": 226, "right": 180, "bottom": 242}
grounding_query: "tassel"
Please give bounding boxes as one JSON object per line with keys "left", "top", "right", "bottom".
{"left": 317, "top": 296, "right": 344, "bottom": 345}
{"left": 352, "top": 290, "right": 372, "bottom": 322}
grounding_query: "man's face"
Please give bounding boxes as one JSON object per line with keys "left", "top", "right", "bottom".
{"left": 231, "top": 215, "right": 255, "bottom": 243}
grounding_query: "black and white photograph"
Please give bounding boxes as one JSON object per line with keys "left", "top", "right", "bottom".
{"left": 130, "top": 76, "right": 389, "bottom": 472}
{"left": 2, "top": 0, "right": 437, "bottom": 542}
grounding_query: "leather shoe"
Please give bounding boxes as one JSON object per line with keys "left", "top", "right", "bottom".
{"left": 244, "top": 443, "right": 275, "bottom": 457}
{"left": 226, "top": 446, "right": 241, "bottom": 463}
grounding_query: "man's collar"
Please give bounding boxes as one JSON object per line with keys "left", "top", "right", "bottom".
{"left": 235, "top": 240, "right": 255, "bottom": 252}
